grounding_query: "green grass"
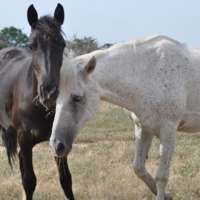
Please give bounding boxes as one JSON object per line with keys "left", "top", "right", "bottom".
{"left": 1, "top": 102, "right": 200, "bottom": 199}
{"left": 76, "top": 102, "right": 134, "bottom": 143}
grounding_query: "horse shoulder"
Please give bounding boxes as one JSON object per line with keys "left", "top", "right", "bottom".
{"left": 129, "top": 39, "right": 189, "bottom": 131}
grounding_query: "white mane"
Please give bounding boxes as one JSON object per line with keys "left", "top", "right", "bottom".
{"left": 60, "top": 34, "right": 168, "bottom": 94}
{"left": 59, "top": 48, "right": 77, "bottom": 95}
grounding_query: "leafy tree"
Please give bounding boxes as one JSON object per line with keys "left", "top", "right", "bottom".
{"left": 0, "top": 26, "right": 29, "bottom": 48}
{"left": 0, "top": 34, "right": 11, "bottom": 49}
{"left": 66, "top": 35, "right": 98, "bottom": 55}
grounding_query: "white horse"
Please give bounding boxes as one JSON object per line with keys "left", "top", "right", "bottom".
{"left": 50, "top": 35, "right": 200, "bottom": 200}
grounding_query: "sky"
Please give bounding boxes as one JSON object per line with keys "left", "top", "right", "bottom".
{"left": 1, "top": 0, "right": 200, "bottom": 46}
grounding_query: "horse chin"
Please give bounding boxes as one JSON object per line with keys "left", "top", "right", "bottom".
{"left": 50, "top": 144, "right": 72, "bottom": 158}
{"left": 38, "top": 86, "right": 59, "bottom": 106}
{"left": 43, "top": 98, "right": 56, "bottom": 106}
{"left": 54, "top": 153, "right": 68, "bottom": 158}
{"left": 54, "top": 148, "right": 71, "bottom": 158}
{"left": 39, "top": 96, "right": 56, "bottom": 107}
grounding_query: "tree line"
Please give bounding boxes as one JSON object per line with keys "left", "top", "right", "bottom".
{"left": 0, "top": 26, "right": 98, "bottom": 55}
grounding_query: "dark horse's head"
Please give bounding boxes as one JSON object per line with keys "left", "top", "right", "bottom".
{"left": 27, "top": 4, "right": 65, "bottom": 105}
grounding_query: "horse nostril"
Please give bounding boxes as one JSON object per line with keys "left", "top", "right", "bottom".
{"left": 51, "top": 86, "right": 57, "bottom": 94}
{"left": 56, "top": 142, "right": 65, "bottom": 153}
{"left": 40, "top": 85, "right": 44, "bottom": 98}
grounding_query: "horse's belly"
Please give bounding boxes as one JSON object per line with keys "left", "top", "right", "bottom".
{"left": 178, "top": 115, "right": 200, "bottom": 133}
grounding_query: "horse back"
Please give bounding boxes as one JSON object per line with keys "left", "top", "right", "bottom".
{"left": 0, "top": 47, "right": 31, "bottom": 70}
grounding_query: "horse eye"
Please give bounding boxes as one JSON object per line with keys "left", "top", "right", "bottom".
{"left": 72, "top": 96, "right": 82, "bottom": 102}
{"left": 29, "top": 44, "right": 36, "bottom": 51}
{"left": 29, "top": 45, "right": 34, "bottom": 51}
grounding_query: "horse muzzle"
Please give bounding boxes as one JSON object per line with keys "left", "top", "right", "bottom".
{"left": 50, "top": 141, "right": 72, "bottom": 157}
{"left": 39, "top": 84, "right": 58, "bottom": 105}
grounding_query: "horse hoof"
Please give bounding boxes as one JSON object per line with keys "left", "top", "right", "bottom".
{"left": 164, "top": 191, "right": 173, "bottom": 200}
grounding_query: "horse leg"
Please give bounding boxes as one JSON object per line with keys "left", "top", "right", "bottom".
{"left": 18, "top": 132, "right": 36, "bottom": 200}
{"left": 55, "top": 156, "right": 75, "bottom": 200}
{"left": 155, "top": 122, "right": 176, "bottom": 200}
{"left": 133, "top": 125, "right": 157, "bottom": 195}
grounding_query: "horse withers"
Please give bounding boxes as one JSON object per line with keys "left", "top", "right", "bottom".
{"left": 0, "top": 4, "right": 74, "bottom": 200}
{"left": 50, "top": 35, "right": 200, "bottom": 200}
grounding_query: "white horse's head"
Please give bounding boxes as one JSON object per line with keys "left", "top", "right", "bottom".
{"left": 50, "top": 56, "right": 100, "bottom": 156}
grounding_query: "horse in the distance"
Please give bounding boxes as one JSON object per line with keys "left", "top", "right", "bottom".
{"left": 50, "top": 35, "right": 200, "bottom": 200}
{"left": 0, "top": 4, "right": 74, "bottom": 200}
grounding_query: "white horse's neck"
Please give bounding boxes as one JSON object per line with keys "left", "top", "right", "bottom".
{"left": 91, "top": 35, "right": 186, "bottom": 113}
{"left": 91, "top": 43, "right": 139, "bottom": 111}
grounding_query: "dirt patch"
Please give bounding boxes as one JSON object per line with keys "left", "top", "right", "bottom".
{"left": 0, "top": 140, "right": 133, "bottom": 151}
{"left": 0, "top": 146, "right": 5, "bottom": 151}
{"left": 73, "top": 140, "right": 132, "bottom": 148}
{"left": 74, "top": 143, "right": 89, "bottom": 147}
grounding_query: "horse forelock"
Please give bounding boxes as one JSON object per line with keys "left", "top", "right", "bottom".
{"left": 35, "top": 16, "right": 64, "bottom": 38}
{"left": 60, "top": 49, "right": 108, "bottom": 95}
{"left": 60, "top": 59, "right": 78, "bottom": 96}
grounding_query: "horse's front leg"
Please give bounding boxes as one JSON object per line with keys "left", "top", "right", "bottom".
{"left": 155, "top": 122, "right": 176, "bottom": 200}
{"left": 55, "top": 156, "right": 75, "bottom": 200}
{"left": 18, "top": 132, "right": 36, "bottom": 200}
{"left": 133, "top": 125, "right": 157, "bottom": 195}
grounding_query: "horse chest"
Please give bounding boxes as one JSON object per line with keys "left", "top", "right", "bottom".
{"left": 30, "top": 128, "right": 51, "bottom": 141}
{"left": 13, "top": 103, "right": 55, "bottom": 139}
{"left": 22, "top": 112, "right": 53, "bottom": 142}
{"left": 126, "top": 110, "right": 159, "bottom": 134}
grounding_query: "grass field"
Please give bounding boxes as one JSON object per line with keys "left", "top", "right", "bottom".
{"left": 1, "top": 102, "right": 200, "bottom": 199}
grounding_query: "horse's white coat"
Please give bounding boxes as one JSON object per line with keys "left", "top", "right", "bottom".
{"left": 50, "top": 35, "right": 200, "bottom": 200}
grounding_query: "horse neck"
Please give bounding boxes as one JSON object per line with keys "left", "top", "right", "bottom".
{"left": 91, "top": 45, "right": 138, "bottom": 111}
{"left": 25, "top": 61, "right": 38, "bottom": 99}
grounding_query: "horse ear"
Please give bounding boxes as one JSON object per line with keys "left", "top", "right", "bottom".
{"left": 63, "top": 48, "right": 76, "bottom": 59}
{"left": 84, "top": 56, "right": 96, "bottom": 75}
{"left": 54, "top": 3, "right": 64, "bottom": 25}
{"left": 27, "top": 5, "right": 38, "bottom": 29}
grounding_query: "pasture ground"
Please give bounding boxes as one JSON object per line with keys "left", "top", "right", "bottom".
{"left": 1, "top": 102, "right": 200, "bottom": 199}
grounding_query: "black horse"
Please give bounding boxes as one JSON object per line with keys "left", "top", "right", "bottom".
{"left": 0, "top": 4, "right": 74, "bottom": 200}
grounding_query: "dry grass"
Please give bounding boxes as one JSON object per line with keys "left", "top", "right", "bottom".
{"left": 1, "top": 102, "right": 200, "bottom": 199}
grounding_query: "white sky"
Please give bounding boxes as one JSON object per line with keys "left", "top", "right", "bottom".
{"left": 1, "top": 0, "right": 200, "bottom": 46}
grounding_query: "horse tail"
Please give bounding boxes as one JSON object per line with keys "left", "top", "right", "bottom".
{"left": 1, "top": 127, "right": 17, "bottom": 169}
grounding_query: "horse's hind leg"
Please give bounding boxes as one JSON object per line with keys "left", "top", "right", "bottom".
{"left": 133, "top": 125, "right": 157, "bottom": 195}
{"left": 18, "top": 132, "right": 36, "bottom": 200}
{"left": 55, "top": 156, "right": 75, "bottom": 200}
{"left": 155, "top": 122, "right": 176, "bottom": 200}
